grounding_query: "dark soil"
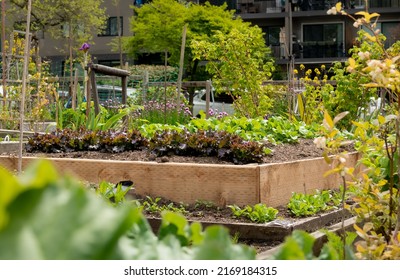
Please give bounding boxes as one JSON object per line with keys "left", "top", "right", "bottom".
{"left": 132, "top": 194, "right": 342, "bottom": 255}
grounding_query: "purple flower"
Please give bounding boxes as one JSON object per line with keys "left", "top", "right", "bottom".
{"left": 79, "top": 43, "right": 90, "bottom": 52}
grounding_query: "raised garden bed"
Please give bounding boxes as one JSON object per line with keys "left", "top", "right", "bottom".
{"left": 0, "top": 151, "right": 359, "bottom": 207}
{"left": 147, "top": 208, "right": 353, "bottom": 242}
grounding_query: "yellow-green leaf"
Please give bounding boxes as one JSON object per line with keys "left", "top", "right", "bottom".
{"left": 323, "top": 110, "right": 334, "bottom": 129}
{"left": 362, "top": 82, "right": 379, "bottom": 88}
{"left": 355, "top": 11, "right": 380, "bottom": 23}
{"left": 335, "top": 2, "right": 342, "bottom": 12}
{"left": 333, "top": 111, "right": 349, "bottom": 125}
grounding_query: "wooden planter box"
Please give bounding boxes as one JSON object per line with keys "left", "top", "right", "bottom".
{"left": 0, "top": 152, "right": 359, "bottom": 207}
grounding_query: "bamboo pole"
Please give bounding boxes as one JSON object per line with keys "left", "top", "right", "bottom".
{"left": 176, "top": 24, "right": 187, "bottom": 107}
{"left": 1, "top": 0, "right": 7, "bottom": 109}
{"left": 72, "top": 68, "right": 78, "bottom": 110}
{"left": 18, "top": 0, "right": 32, "bottom": 173}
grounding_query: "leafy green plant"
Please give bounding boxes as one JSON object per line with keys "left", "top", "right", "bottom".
{"left": 272, "top": 230, "right": 356, "bottom": 260}
{"left": 186, "top": 115, "right": 319, "bottom": 144}
{"left": 0, "top": 160, "right": 256, "bottom": 260}
{"left": 59, "top": 100, "right": 128, "bottom": 132}
{"left": 287, "top": 190, "right": 342, "bottom": 217}
{"left": 228, "top": 204, "right": 278, "bottom": 223}
{"left": 142, "top": 196, "right": 188, "bottom": 215}
{"left": 94, "top": 181, "right": 133, "bottom": 205}
{"left": 194, "top": 200, "right": 217, "bottom": 210}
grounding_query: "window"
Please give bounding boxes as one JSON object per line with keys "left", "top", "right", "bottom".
{"left": 302, "top": 23, "right": 344, "bottom": 58}
{"left": 381, "top": 22, "right": 400, "bottom": 48}
{"left": 99, "top": 17, "right": 123, "bottom": 37}
{"left": 263, "top": 26, "right": 281, "bottom": 46}
{"left": 369, "top": 0, "right": 392, "bottom": 8}
{"left": 262, "top": 26, "right": 282, "bottom": 58}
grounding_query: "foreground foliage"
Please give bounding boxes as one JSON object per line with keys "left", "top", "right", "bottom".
{"left": 277, "top": 2, "right": 400, "bottom": 260}
{"left": 0, "top": 160, "right": 255, "bottom": 260}
{"left": 273, "top": 230, "right": 357, "bottom": 260}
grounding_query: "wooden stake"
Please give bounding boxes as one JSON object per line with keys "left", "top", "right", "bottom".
{"left": 1, "top": 0, "right": 7, "bottom": 109}
{"left": 72, "top": 68, "right": 78, "bottom": 110}
{"left": 176, "top": 24, "right": 187, "bottom": 107}
{"left": 18, "top": 0, "right": 32, "bottom": 174}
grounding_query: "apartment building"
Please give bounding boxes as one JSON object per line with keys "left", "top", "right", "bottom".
{"left": 37, "top": 0, "right": 136, "bottom": 76}
{"left": 9, "top": 0, "right": 398, "bottom": 77}
{"left": 207, "top": 0, "right": 400, "bottom": 75}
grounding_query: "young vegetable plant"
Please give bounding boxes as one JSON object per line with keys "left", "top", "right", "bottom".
{"left": 94, "top": 180, "right": 133, "bottom": 205}
{"left": 142, "top": 196, "right": 188, "bottom": 215}
{"left": 228, "top": 204, "right": 278, "bottom": 223}
{"left": 287, "top": 189, "right": 342, "bottom": 217}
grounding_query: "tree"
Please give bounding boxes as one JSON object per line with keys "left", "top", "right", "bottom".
{"left": 9, "top": 0, "right": 106, "bottom": 42}
{"left": 8, "top": 0, "right": 106, "bottom": 93}
{"left": 191, "top": 24, "right": 275, "bottom": 118}
{"left": 125, "top": 0, "right": 274, "bottom": 112}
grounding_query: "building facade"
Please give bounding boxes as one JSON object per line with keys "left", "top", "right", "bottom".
{"left": 37, "top": 0, "right": 136, "bottom": 76}
{"left": 207, "top": 0, "right": 400, "bottom": 75}
{"left": 15, "top": 0, "right": 400, "bottom": 76}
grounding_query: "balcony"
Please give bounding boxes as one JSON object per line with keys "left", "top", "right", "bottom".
{"left": 230, "top": 0, "right": 398, "bottom": 15}
{"left": 236, "top": 0, "right": 285, "bottom": 13}
{"left": 302, "top": 41, "right": 344, "bottom": 58}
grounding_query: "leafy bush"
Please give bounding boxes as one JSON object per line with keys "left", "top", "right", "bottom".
{"left": 287, "top": 190, "right": 341, "bottom": 217}
{"left": 0, "top": 160, "right": 256, "bottom": 260}
{"left": 228, "top": 204, "right": 278, "bottom": 223}
{"left": 187, "top": 115, "right": 319, "bottom": 144}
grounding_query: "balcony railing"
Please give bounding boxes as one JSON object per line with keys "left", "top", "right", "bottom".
{"left": 236, "top": 0, "right": 285, "bottom": 13}
{"left": 302, "top": 41, "right": 345, "bottom": 58}
{"left": 228, "top": 0, "right": 398, "bottom": 14}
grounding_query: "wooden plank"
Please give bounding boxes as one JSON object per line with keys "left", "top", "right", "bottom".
{"left": 259, "top": 152, "right": 360, "bottom": 207}
{"left": 121, "top": 76, "right": 127, "bottom": 105}
{"left": 149, "top": 81, "right": 209, "bottom": 87}
{"left": 0, "top": 156, "right": 259, "bottom": 206}
{"left": 89, "top": 63, "right": 130, "bottom": 77}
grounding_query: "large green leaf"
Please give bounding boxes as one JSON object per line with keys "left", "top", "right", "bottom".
{"left": 0, "top": 166, "right": 22, "bottom": 230}
{"left": 0, "top": 160, "right": 256, "bottom": 260}
{"left": 272, "top": 230, "right": 316, "bottom": 260}
{"left": 192, "top": 226, "right": 256, "bottom": 260}
{"left": 0, "top": 161, "right": 137, "bottom": 260}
